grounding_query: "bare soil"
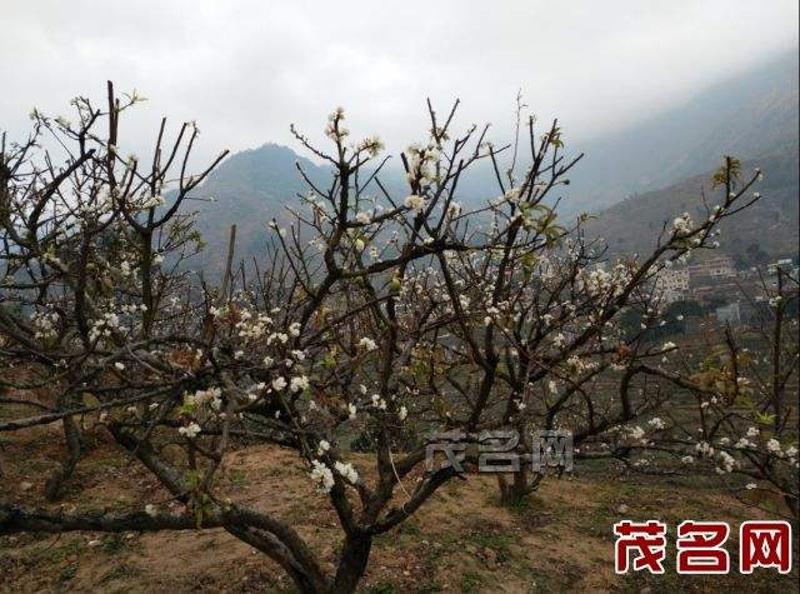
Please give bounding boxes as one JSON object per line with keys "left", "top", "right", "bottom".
{"left": 1, "top": 423, "right": 796, "bottom": 593}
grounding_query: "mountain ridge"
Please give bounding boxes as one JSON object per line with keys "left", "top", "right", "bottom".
{"left": 586, "top": 146, "right": 799, "bottom": 264}
{"left": 565, "top": 49, "right": 799, "bottom": 214}
{"left": 184, "top": 50, "right": 798, "bottom": 272}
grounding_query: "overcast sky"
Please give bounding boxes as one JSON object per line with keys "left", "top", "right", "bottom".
{"left": 2, "top": 1, "right": 798, "bottom": 167}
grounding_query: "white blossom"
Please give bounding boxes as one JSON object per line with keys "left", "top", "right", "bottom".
{"left": 717, "top": 451, "right": 736, "bottom": 473}
{"left": 184, "top": 387, "right": 222, "bottom": 411}
{"left": 309, "top": 460, "right": 335, "bottom": 493}
{"left": 334, "top": 461, "right": 359, "bottom": 484}
{"left": 766, "top": 438, "right": 782, "bottom": 455}
{"left": 672, "top": 212, "right": 694, "bottom": 237}
{"left": 358, "top": 337, "right": 378, "bottom": 351}
{"left": 404, "top": 194, "right": 426, "bottom": 213}
{"left": 695, "top": 441, "right": 715, "bottom": 457}
{"left": 178, "top": 422, "right": 202, "bottom": 439}
{"left": 290, "top": 375, "right": 310, "bottom": 393}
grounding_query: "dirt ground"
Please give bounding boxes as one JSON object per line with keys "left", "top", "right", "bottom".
{"left": 1, "top": 423, "right": 797, "bottom": 593}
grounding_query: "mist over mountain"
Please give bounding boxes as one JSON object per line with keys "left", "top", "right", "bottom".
{"left": 565, "top": 49, "right": 799, "bottom": 214}
{"left": 186, "top": 49, "right": 798, "bottom": 272}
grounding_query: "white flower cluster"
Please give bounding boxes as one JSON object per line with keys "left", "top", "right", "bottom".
{"left": 140, "top": 194, "right": 165, "bottom": 210}
{"left": 178, "top": 422, "right": 202, "bottom": 439}
{"left": 334, "top": 461, "right": 359, "bottom": 484}
{"left": 724, "top": 427, "right": 799, "bottom": 468}
{"left": 30, "top": 310, "right": 59, "bottom": 340}
{"left": 358, "top": 337, "right": 378, "bottom": 352}
{"left": 628, "top": 426, "right": 646, "bottom": 442}
{"left": 405, "top": 142, "right": 440, "bottom": 189}
{"left": 324, "top": 107, "right": 348, "bottom": 141}
{"left": 786, "top": 445, "right": 799, "bottom": 468}
{"left": 235, "top": 309, "right": 274, "bottom": 341}
{"left": 576, "top": 263, "right": 632, "bottom": 299}
{"left": 503, "top": 187, "right": 523, "bottom": 204}
{"left": 356, "top": 135, "right": 384, "bottom": 157}
{"left": 267, "top": 332, "right": 290, "bottom": 346}
{"left": 290, "top": 375, "right": 309, "bottom": 393}
{"left": 672, "top": 212, "right": 694, "bottom": 237}
{"left": 245, "top": 382, "right": 266, "bottom": 402}
{"left": 120, "top": 303, "right": 148, "bottom": 315}
{"left": 566, "top": 355, "right": 598, "bottom": 374}
{"left": 716, "top": 450, "right": 737, "bottom": 474}
{"left": 404, "top": 194, "right": 426, "bottom": 214}
{"left": 446, "top": 201, "right": 462, "bottom": 218}
{"left": 118, "top": 260, "right": 136, "bottom": 278}
{"left": 695, "top": 441, "right": 715, "bottom": 458}
{"left": 184, "top": 387, "right": 223, "bottom": 411}
{"left": 89, "top": 312, "right": 127, "bottom": 342}
{"left": 310, "top": 459, "right": 335, "bottom": 492}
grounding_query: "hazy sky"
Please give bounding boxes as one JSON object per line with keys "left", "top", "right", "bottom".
{"left": 2, "top": 0, "right": 798, "bottom": 167}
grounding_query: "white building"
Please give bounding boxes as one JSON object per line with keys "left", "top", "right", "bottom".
{"left": 655, "top": 268, "right": 689, "bottom": 304}
{"left": 687, "top": 256, "right": 735, "bottom": 279}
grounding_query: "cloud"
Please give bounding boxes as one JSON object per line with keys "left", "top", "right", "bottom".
{"left": 1, "top": 0, "right": 797, "bottom": 167}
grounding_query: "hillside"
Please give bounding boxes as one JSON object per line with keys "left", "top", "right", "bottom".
{"left": 183, "top": 50, "right": 799, "bottom": 273}
{"left": 188, "top": 143, "right": 329, "bottom": 272}
{"left": 565, "top": 49, "right": 799, "bottom": 215}
{"left": 586, "top": 148, "right": 799, "bottom": 264}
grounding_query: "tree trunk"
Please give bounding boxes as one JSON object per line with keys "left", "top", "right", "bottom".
{"left": 227, "top": 524, "right": 330, "bottom": 593}
{"left": 330, "top": 532, "right": 372, "bottom": 594}
{"left": 44, "top": 416, "right": 82, "bottom": 500}
{"left": 497, "top": 467, "right": 531, "bottom": 506}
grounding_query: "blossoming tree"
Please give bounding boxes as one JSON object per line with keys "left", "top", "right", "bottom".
{"left": 616, "top": 266, "right": 799, "bottom": 519}
{"left": 0, "top": 85, "right": 771, "bottom": 592}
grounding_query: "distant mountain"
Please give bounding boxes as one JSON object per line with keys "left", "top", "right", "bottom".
{"left": 566, "top": 49, "right": 799, "bottom": 215}
{"left": 586, "top": 147, "right": 799, "bottom": 264}
{"left": 188, "top": 143, "right": 329, "bottom": 271}
{"left": 185, "top": 50, "right": 798, "bottom": 273}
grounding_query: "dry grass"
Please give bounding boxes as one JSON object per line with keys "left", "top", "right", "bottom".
{"left": 1, "top": 423, "right": 796, "bottom": 593}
